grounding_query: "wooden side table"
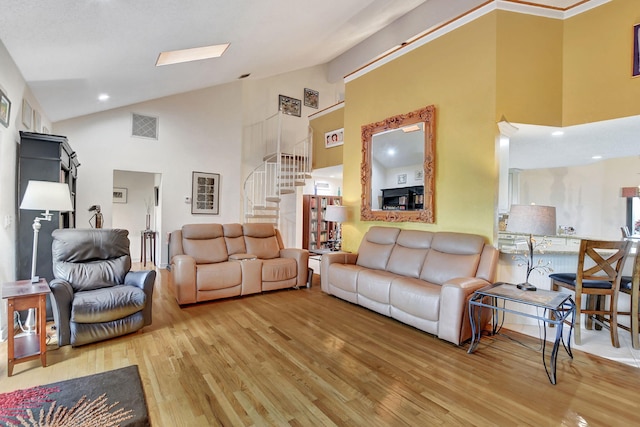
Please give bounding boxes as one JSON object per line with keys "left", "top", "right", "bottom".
{"left": 2, "top": 278, "right": 50, "bottom": 376}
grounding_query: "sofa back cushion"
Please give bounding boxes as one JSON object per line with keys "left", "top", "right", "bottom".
{"left": 52, "top": 229, "right": 131, "bottom": 292}
{"left": 420, "top": 232, "right": 484, "bottom": 284}
{"left": 223, "top": 223, "right": 247, "bottom": 255}
{"left": 243, "top": 223, "right": 281, "bottom": 259}
{"left": 356, "top": 226, "right": 400, "bottom": 270}
{"left": 386, "top": 230, "right": 433, "bottom": 278}
{"left": 181, "top": 224, "right": 229, "bottom": 263}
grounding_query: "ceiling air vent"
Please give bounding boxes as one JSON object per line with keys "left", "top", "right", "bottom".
{"left": 132, "top": 113, "right": 158, "bottom": 140}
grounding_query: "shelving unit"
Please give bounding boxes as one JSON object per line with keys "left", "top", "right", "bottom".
{"left": 302, "top": 195, "right": 342, "bottom": 250}
{"left": 17, "top": 132, "right": 79, "bottom": 320}
{"left": 381, "top": 185, "right": 424, "bottom": 210}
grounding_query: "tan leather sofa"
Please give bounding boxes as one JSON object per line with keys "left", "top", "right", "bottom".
{"left": 321, "top": 226, "right": 498, "bottom": 345}
{"left": 169, "top": 223, "right": 308, "bottom": 305}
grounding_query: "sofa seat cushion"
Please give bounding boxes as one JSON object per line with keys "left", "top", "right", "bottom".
{"left": 329, "top": 264, "right": 365, "bottom": 294}
{"left": 71, "top": 285, "right": 145, "bottom": 324}
{"left": 262, "top": 258, "right": 297, "bottom": 282}
{"left": 357, "top": 269, "right": 397, "bottom": 305}
{"left": 197, "top": 262, "right": 242, "bottom": 290}
{"left": 390, "top": 278, "right": 441, "bottom": 322}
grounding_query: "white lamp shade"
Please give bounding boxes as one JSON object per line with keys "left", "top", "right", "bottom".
{"left": 20, "top": 180, "right": 73, "bottom": 212}
{"left": 507, "top": 204, "right": 556, "bottom": 236}
{"left": 324, "top": 205, "right": 348, "bottom": 223}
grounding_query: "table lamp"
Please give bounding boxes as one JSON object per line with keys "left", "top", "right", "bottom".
{"left": 506, "top": 204, "right": 556, "bottom": 291}
{"left": 324, "top": 205, "right": 348, "bottom": 251}
{"left": 20, "top": 180, "right": 73, "bottom": 283}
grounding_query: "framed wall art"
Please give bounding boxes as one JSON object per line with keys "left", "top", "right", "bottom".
{"left": 192, "top": 171, "right": 220, "bottom": 215}
{"left": 397, "top": 174, "right": 407, "bottom": 185}
{"left": 33, "top": 109, "right": 41, "bottom": 133}
{"left": 304, "top": 88, "right": 319, "bottom": 108}
{"left": 633, "top": 23, "right": 640, "bottom": 77}
{"left": 278, "top": 95, "right": 301, "bottom": 117}
{"left": 113, "top": 187, "right": 128, "bottom": 203}
{"left": 325, "top": 128, "right": 344, "bottom": 148}
{"left": 0, "top": 88, "right": 10, "bottom": 128}
{"left": 22, "top": 99, "right": 32, "bottom": 129}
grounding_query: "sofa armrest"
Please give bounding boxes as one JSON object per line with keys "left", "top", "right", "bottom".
{"left": 49, "top": 278, "right": 74, "bottom": 347}
{"left": 438, "top": 277, "right": 491, "bottom": 345}
{"left": 125, "top": 270, "right": 156, "bottom": 326}
{"left": 171, "top": 254, "right": 197, "bottom": 304}
{"left": 320, "top": 252, "right": 358, "bottom": 293}
{"left": 280, "top": 248, "right": 309, "bottom": 287}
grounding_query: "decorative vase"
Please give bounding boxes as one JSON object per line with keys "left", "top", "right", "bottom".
{"left": 146, "top": 214, "right": 151, "bottom": 230}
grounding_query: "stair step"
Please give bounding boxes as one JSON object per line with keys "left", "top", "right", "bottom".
{"left": 280, "top": 189, "right": 295, "bottom": 194}
{"left": 253, "top": 206, "right": 279, "bottom": 211}
{"left": 265, "top": 197, "right": 281, "bottom": 202}
{"left": 246, "top": 214, "right": 279, "bottom": 219}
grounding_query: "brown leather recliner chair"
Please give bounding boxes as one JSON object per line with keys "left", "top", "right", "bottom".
{"left": 49, "top": 229, "right": 156, "bottom": 347}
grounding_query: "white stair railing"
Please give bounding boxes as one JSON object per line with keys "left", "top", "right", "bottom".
{"left": 242, "top": 113, "right": 312, "bottom": 226}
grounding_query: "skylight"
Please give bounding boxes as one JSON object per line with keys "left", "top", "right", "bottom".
{"left": 156, "top": 43, "right": 230, "bottom": 66}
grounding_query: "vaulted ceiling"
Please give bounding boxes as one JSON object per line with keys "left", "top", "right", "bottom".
{"left": 0, "top": 0, "right": 602, "bottom": 122}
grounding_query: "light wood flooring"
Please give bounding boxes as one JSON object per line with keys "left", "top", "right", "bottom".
{"left": 2, "top": 267, "right": 640, "bottom": 426}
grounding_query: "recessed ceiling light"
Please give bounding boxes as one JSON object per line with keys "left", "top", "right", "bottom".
{"left": 592, "top": 155, "right": 603, "bottom": 160}
{"left": 156, "top": 43, "right": 230, "bottom": 66}
{"left": 387, "top": 148, "right": 396, "bottom": 156}
{"left": 551, "top": 130, "right": 564, "bottom": 136}
{"left": 98, "top": 93, "right": 110, "bottom": 101}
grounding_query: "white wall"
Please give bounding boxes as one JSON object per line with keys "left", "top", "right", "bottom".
{"left": 0, "top": 40, "right": 53, "bottom": 340}
{"left": 55, "top": 83, "right": 244, "bottom": 266}
{"left": 518, "top": 156, "right": 639, "bottom": 240}
{"left": 113, "top": 170, "right": 158, "bottom": 261}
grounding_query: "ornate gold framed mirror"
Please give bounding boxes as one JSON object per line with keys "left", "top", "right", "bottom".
{"left": 360, "top": 105, "right": 435, "bottom": 222}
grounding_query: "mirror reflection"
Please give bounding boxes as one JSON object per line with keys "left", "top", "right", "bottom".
{"left": 371, "top": 124, "right": 424, "bottom": 210}
{"left": 361, "top": 104, "right": 435, "bottom": 223}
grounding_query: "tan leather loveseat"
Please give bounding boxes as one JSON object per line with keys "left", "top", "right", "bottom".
{"left": 170, "top": 223, "right": 308, "bottom": 305}
{"left": 321, "top": 226, "right": 498, "bottom": 345}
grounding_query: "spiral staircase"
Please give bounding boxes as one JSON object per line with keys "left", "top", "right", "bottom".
{"left": 243, "top": 111, "right": 312, "bottom": 228}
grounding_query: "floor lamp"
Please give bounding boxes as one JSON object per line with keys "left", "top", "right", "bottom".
{"left": 506, "top": 204, "right": 557, "bottom": 291}
{"left": 20, "top": 180, "right": 73, "bottom": 284}
{"left": 324, "top": 205, "right": 348, "bottom": 251}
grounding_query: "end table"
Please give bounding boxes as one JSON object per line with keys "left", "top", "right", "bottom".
{"left": 2, "top": 278, "right": 51, "bottom": 376}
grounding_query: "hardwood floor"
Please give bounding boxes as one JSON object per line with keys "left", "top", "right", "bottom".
{"left": 2, "top": 268, "right": 639, "bottom": 426}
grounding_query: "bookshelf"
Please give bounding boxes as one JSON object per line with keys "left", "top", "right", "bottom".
{"left": 302, "top": 195, "right": 342, "bottom": 250}
{"left": 381, "top": 185, "right": 424, "bottom": 211}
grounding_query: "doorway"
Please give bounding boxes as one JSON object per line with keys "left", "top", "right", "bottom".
{"left": 113, "top": 170, "right": 162, "bottom": 266}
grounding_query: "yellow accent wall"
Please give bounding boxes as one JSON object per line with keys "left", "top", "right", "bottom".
{"left": 496, "top": 10, "right": 563, "bottom": 126}
{"left": 340, "top": 3, "right": 640, "bottom": 252}
{"left": 343, "top": 14, "right": 499, "bottom": 252}
{"left": 563, "top": 0, "right": 640, "bottom": 125}
{"left": 309, "top": 104, "right": 344, "bottom": 169}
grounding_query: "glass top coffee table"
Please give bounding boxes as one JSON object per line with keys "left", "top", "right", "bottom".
{"left": 467, "top": 282, "right": 575, "bottom": 384}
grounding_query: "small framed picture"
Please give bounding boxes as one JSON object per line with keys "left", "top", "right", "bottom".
{"left": 304, "top": 88, "right": 319, "bottom": 108}
{"left": 113, "top": 187, "right": 128, "bottom": 203}
{"left": 278, "top": 95, "right": 301, "bottom": 117}
{"left": 415, "top": 169, "right": 424, "bottom": 181}
{"left": 0, "top": 88, "right": 10, "bottom": 128}
{"left": 397, "top": 174, "right": 407, "bottom": 185}
{"left": 633, "top": 23, "right": 640, "bottom": 77}
{"left": 192, "top": 171, "right": 220, "bottom": 215}
{"left": 22, "top": 99, "right": 32, "bottom": 129}
{"left": 325, "top": 128, "right": 344, "bottom": 148}
{"left": 33, "top": 110, "right": 41, "bottom": 133}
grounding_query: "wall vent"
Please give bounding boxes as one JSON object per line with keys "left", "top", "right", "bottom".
{"left": 132, "top": 113, "right": 158, "bottom": 139}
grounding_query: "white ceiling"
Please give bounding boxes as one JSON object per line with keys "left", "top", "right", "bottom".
{"left": 509, "top": 116, "right": 640, "bottom": 170}
{"left": 0, "top": 0, "right": 426, "bottom": 122}
{"left": 0, "top": 0, "right": 601, "bottom": 123}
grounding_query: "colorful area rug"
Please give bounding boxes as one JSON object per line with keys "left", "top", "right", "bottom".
{"left": 0, "top": 365, "right": 150, "bottom": 426}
